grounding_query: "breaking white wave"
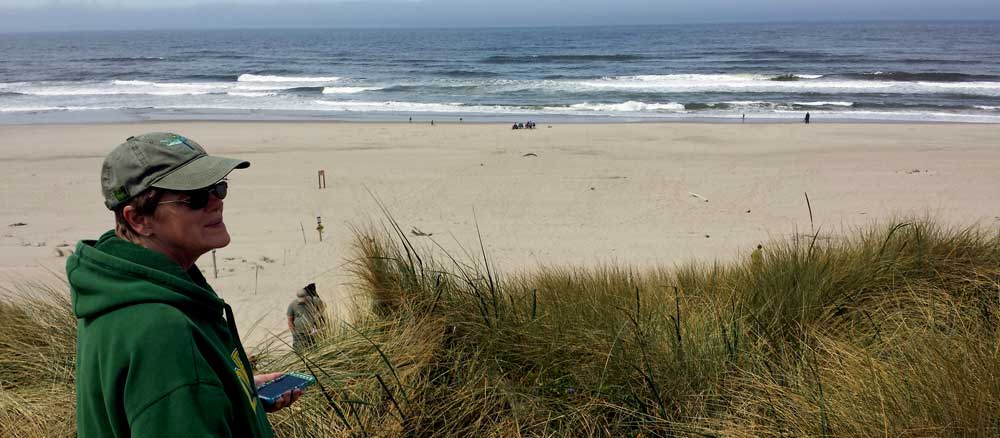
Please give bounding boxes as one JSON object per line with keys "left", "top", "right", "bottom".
{"left": 228, "top": 91, "right": 278, "bottom": 97}
{"left": 20, "top": 80, "right": 222, "bottom": 96}
{"left": 559, "top": 101, "right": 685, "bottom": 112}
{"left": 0, "top": 105, "right": 111, "bottom": 112}
{"left": 322, "top": 87, "right": 382, "bottom": 94}
{"left": 111, "top": 80, "right": 156, "bottom": 86}
{"left": 793, "top": 101, "right": 854, "bottom": 107}
{"left": 313, "top": 100, "right": 479, "bottom": 113}
{"left": 8, "top": 78, "right": 352, "bottom": 97}
{"left": 312, "top": 99, "right": 689, "bottom": 115}
{"left": 551, "top": 74, "right": 1000, "bottom": 96}
{"left": 237, "top": 74, "right": 341, "bottom": 82}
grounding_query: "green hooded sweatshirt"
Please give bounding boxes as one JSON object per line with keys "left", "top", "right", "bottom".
{"left": 67, "top": 230, "right": 274, "bottom": 437}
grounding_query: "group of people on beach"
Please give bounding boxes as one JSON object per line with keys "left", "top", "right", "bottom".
{"left": 512, "top": 120, "right": 536, "bottom": 129}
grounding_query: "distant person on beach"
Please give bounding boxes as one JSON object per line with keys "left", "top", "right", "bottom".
{"left": 512, "top": 122, "right": 519, "bottom": 130}
{"left": 742, "top": 113, "right": 745, "bottom": 123}
{"left": 287, "top": 283, "right": 326, "bottom": 350}
{"left": 751, "top": 244, "right": 764, "bottom": 271}
{"left": 805, "top": 112, "right": 811, "bottom": 124}
{"left": 285, "top": 283, "right": 326, "bottom": 349}
{"left": 68, "top": 133, "right": 300, "bottom": 437}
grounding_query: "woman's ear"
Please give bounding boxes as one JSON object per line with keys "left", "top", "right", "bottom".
{"left": 122, "top": 205, "right": 153, "bottom": 237}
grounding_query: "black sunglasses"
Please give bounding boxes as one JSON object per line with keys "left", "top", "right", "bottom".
{"left": 158, "top": 181, "right": 228, "bottom": 210}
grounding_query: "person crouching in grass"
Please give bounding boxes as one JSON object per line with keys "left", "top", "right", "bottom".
{"left": 67, "top": 133, "right": 301, "bottom": 437}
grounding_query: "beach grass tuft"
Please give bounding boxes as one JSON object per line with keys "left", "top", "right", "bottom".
{"left": 0, "top": 277, "right": 76, "bottom": 437}
{"left": 3, "top": 217, "right": 999, "bottom": 436}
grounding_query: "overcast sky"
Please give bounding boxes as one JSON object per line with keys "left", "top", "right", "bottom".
{"left": 1, "top": 0, "right": 998, "bottom": 32}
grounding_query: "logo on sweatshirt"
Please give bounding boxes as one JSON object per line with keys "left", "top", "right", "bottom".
{"left": 231, "top": 349, "right": 258, "bottom": 411}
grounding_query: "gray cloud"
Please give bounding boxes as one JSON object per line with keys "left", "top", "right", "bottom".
{"left": 1, "top": 0, "right": 998, "bottom": 32}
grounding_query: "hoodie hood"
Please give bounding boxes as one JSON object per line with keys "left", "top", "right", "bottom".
{"left": 67, "top": 230, "right": 224, "bottom": 320}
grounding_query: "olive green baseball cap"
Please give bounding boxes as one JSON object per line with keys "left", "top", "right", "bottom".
{"left": 101, "top": 132, "right": 249, "bottom": 210}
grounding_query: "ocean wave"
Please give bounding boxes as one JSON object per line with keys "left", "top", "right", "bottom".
{"left": 16, "top": 79, "right": 350, "bottom": 97}
{"left": 112, "top": 80, "right": 155, "bottom": 86}
{"left": 975, "top": 105, "right": 1000, "bottom": 110}
{"left": 237, "top": 74, "right": 341, "bottom": 82}
{"left": 17, "top": 80, "right": 222, "bottom": 96}
{"left": 850, "top": 102, "right": 996, "bottom": 111}
{"left": 181, "top": 74, "right": 239, "bottom": 81}
{"left": 542, "top": 74, "right": 602, "bottom": 80}
{"left": 378, "top": 84, "right": 481, "bottom": 93}
{"left": 311, "top": 99, "right": 681, "bottom": 115}
{"left": 480, "top": 54, "right": 648, "bottom": 64}
{"left": 561, "top": 101, "right": 686, "bottom": 112}
{"left": 835, "top": 71, "right": 1000, "bottom": 82}
{"left": 793, "top": 101, "right": 854, "bottom": 107}
{"left": 434, "top": 69, "right": 499, "bottom": 78}
{"left": 282, "top": 86, "right": 326, "bottom": 94}
{"left": 313, "top": 100, "right": 476, "bottom": 113}
{"left": 322, "top": 87, "right": 382, "bottom": 94}
{"left": 683, "top": 101, "right": 778, "bottom": 110}
{"left": 683, "top": 102, "right": 733, "bottom": 110}
{"left": 0, "top": 105, "right": 109, "bottom": 113}
{"left": 770, "top": 74, "right": 825, "bottom": 81}
{"left": 726, "top": 49, "right": 836, "bottom": 59}
{"left": 85, "top": 56, "right": 165, "bottom": 62}
{"left": 179, "top": 50, "right": 253, "bottom": 60}
{"left": 897, "top": 58, "right": 983, "bottom": 65}
{"left": 228, "top": 91, "right": 278, "bottom": 97}
{"left": 553, "top": 74, "right": 1000, "bottom": 96}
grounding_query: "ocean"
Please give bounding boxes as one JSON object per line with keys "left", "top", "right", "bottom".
{"left": 2, "top": 21, "right": 1000, "bottom": 123}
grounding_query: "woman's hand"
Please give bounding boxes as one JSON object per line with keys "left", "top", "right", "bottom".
{"left": 254, "top": 372, "right": 304, "bottom": 413}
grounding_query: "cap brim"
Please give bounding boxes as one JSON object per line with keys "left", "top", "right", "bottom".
{"left": 151, "top": 155, "right": 250, "bottom": 191}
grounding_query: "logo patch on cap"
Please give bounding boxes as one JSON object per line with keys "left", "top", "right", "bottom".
{"left": 161, "top": 135, "right": 195, "bottom": 151}
{"left": 113, "top": 186, "right": 129, "bottom": 201}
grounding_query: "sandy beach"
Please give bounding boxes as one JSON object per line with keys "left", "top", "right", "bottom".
{"left": 1, "top": 122, "right": 997, "bottom": 344}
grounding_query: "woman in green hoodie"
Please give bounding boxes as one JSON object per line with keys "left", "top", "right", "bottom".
{"left": 67, "top": 133, "right": 301, "bottom": 437}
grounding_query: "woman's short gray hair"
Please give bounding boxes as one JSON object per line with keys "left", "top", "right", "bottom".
{"left": 113, "top": 188, "right": 164, "bottom": 243}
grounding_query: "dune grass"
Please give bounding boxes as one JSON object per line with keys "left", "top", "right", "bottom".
{"left": 2, "top": 217, "right": 999, "bottom": 436}
{"left": 0, "top": 279, "right": 76, "bottom": 438}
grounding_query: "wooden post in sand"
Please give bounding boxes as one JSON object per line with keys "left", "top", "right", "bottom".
{"left": 254, "top": 264, "right": 260, "bottom": 296}
{"left": 300, "top": 222, "right": 307, "bottom": 244}
{"left": 317, "top": 170, "right": 326, "bottom": 189}
{"left": 212, "top": 250, "right": 218, "bottom": 279}
{"left": 316, "top": 216, "right": 325, "bottom": 242}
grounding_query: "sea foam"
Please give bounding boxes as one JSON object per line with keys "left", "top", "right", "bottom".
{"left": 564, "top": 101, "right": 685, "bottom": 112}
{"left": 238, "top": 74, "right": 342, "bottom": 82}
{"left": 322, "top": 87, "right": 382, "bottom": 94}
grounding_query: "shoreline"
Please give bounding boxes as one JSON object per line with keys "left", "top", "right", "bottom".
{"left": 2, "top": 108, "right": 999, "bottom": 126}
{"left": 1, "top": 118, "right": 998, "bottom": 127}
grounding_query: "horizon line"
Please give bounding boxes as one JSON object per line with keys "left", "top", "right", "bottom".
{"left": 2, "top": 18, "right": 999, "bottom": 35}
